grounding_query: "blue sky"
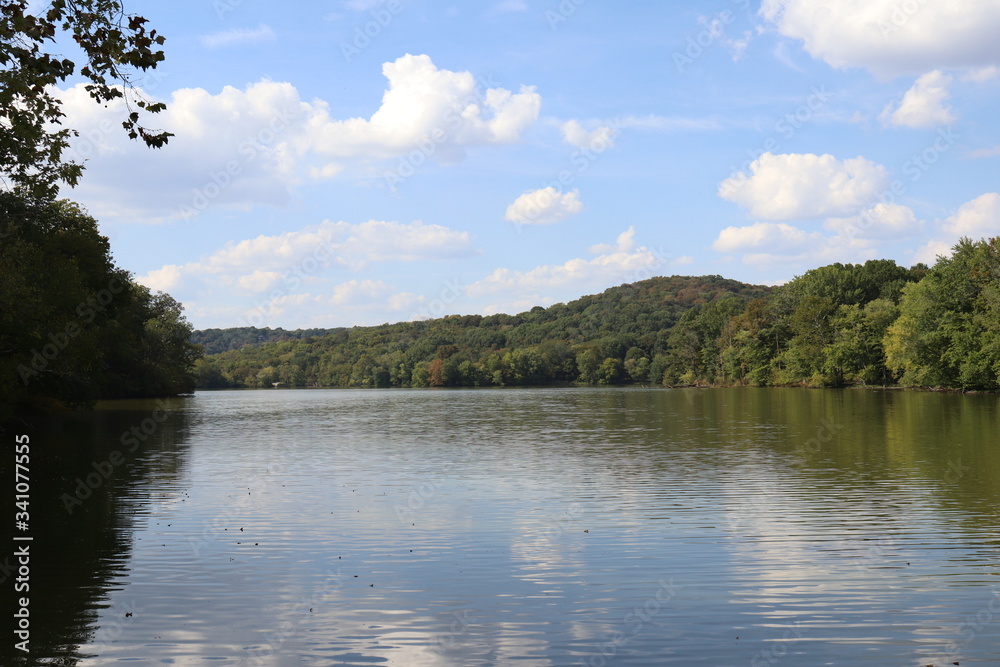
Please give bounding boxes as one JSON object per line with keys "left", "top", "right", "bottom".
{"left": 58, "top": 0, "right": 1000, "bottom": 329}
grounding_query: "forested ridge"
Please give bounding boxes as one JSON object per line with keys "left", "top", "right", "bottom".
{"left": 193, "top": 327, "right": 345, "bottom": 356}
{"left": 192, "top": 237, "right": 1000, "bottom": 392}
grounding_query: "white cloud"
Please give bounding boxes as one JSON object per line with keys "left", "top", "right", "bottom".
{"left": 328, "top": 279, "right": 394, "bottom": 305}
{"left": 588, "top": 227, "right": 635, "bottom": 254}
{"left": 310, "top": 54, "right": 541, "bottom": 161}
{"left": 711, "top": 221, "right": 874, "bottom": 267}
{"left": 140, "top": 265, "right": 184, "bottom": 292}
{"left": 137, "top": 219, "right": 475, "bottom": 296}
{"left": 467, "top": 232, "right": 680, "bottom": 297}
{"left": 504, "top": 187, "right": 583, "bottom": 225}
{"left": 942, "top": 192, "right": 1000, "bottom": 237}
{"left": 60, "top": 54, "right": 542, "bottom": 222}
{"left": 962, "top": 65, "right": 1000, "bottom": 83}
{"left": 387, "top": 292, "right": 423, "bottom": 313}
{"left": 712, "top": 222, "right": 821, "bottom": 254}
{"left": 60, "top": 79, "right": 324, "bottom": 221}
{"left": 718, "top": 153, "right": 891, "bottom": 220}
{"left": 824, "top": 203, "right": 922, "bottom": 241}
{"left": 201, "top": 24, "right": 276, "bottom": 48}
{"left": 560, "top": 120, "right": 616, "bottom": 150}
{"left": 903, "top": 194, "right": 999, "bottom": 266}
{"left": 237, "top": 270, "right": 285, "bottom": 293}
{"left": 879, "top": 70, "right": 956, "bottom": 128}
{"left": 912, "top": 239, "right": 955, "bottom": 266}
{"left": 248, "top": 292, "right": 315, "bottom": 318}
{"left": 759, "top": 0, "right": 1000, "bottom": 76}
{"left": 208, "top": 219, "right": 475, "bottom": 272}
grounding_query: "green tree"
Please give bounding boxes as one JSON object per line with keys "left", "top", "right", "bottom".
{"left": 190, "top": 276, "right": 770, "bottom": 391}
{"left": 717, "top": 297, "right": 786, "bottom": 385}
{"left": 782, "top": 259, "right": 916, "bottom": 306}
{"left": 624, "top": 347, "right": 651, "bottom": 382}
{"left": 823, "top": 299, "right": 899, "bottom": 386}
{"left": 779, "top": 295, "right": 838, "bottom": 385}
{"left": 595, "top": 357, "right": 625, "bottom": 385}
{"left": 133, "top": 291, "right": 200, "bottom": 395}
{"left": 885, "top": 237, "right": 1000, "bottom": 389}
{"left": 410, "top": 362, "right": 431, "bottom": 387}
{"left": 1, "top": 0, "right": 170, "bottom": 196}
{"left": 575, "top": 347, "right": 599, "bottom": 384}
{"left": 0, "top": 193, "right": 199, "bottom": 419}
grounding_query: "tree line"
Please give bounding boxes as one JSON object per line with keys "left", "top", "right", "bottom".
{"left": 192, "top": 238, "right": 1000, "bottom": 392}
{"left": 1, "top": 193, "right": 202, "bottom": 422}
{"left": 0, "top": 1, "right": 198, "bottom": 422}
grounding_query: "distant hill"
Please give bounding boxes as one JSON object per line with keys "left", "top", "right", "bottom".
{"left": 185, "top": 240, "right": 1000, "bottom": 393}
{"left": 191, "top": 245, "right": 1000, "bottom": 392}
{"left": 192, "top": 275, "right": 769, "bottom": 388}
{"left": 191, "top": 327, "right": 344, "bottom": 355}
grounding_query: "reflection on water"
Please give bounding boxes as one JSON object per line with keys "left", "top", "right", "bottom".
{"left": 3, "top": 388, "right": 999, "bottom": 665}
{"left": 1, "top": 398, "right": 192, "bottom": 666}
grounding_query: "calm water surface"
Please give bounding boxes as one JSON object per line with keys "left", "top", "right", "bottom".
{"left": 3, "top": 387, "right": 1000, "bottom": 666}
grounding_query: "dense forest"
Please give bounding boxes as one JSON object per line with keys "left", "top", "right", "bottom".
{"left": 192, "top": 327, "right": 344, "bottom": 355}
{"left": 191, "top": 236, "right": 1000, "bottom": 392}
{"left": 0, "top": 2, "right": 200, "bottom": 422}
{"left": 0, "top": 193, "right": 202, "bottom": 422}
{"left": 194, "top": 275, "right": 767, "bottom": 389}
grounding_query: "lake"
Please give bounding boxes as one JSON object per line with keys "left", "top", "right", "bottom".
{"left": 4, "top": 387, "right": 1000, "bottom": 666}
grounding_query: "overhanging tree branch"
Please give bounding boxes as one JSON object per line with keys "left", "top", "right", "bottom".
{"left": 0, "top": 0, "right": 171, "bottom": 197}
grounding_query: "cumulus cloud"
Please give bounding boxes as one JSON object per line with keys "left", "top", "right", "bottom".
{"left": 237, "top": 270, "right": 285, "bottom": 293}
{"left": 504, "top": 187, "right": 583, "bottom": 225}
{"left": 136, "top": 219, "right": 478, "bottom": 328}
{"left": 60, "top": 54, "right": 542, "bottom": 222}
{"left": 711, "top": 221, "right": 873, "bottom": 267}
{"left": 909, "top": 194, "right": 1000, "bottom": 265}
{"left": 824, "top": 203, "right": 922, "bottom": 241}
{"left": 467, "top": 231, "right": 685, "bottom": 297}
{"left": 712, "top": 222, "right": 822, "bottom": 254}
{"left": 141, "top": 265, "right": 185, "bottom": 293}
{"left": 712, "top": 199, "right": 924, "bottom": 269}
{"left": 136, "top": 219, "right": 476, "bottom": 295}
{"left": 718, "top": 153, "right": 891, "bottom": 220}
{"left": 880, "top": 70, "right": 956, "bottom": 128}
{"left": 327, "top": 279, "right": 395, "bottom": 305}
{"left": 759, "top": 0, "right": 1000, "bottom": 75}
{"left": 713, "top": 194, "right": 998, "bottom": 271}
{"left": 60, "top": 79, "right": 312, "bottom": 221}
{"left": 912, "top": 239, "right": 956, "bottom": 266}
{"left": 942, "top": 192, "right": 1000, "bottom": 237}
{"left": 588, "top": 227, "right": 635, "bottom": 254}
{"left": 232, "top": 281, "right": 416, "bottom": 328}
{"left": 310, "top": 54, "right": 541, "bottom": 161}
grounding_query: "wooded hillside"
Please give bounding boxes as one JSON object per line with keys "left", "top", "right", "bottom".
{"left": 193, "top": 238, "right": 1000, "bottom": 392}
